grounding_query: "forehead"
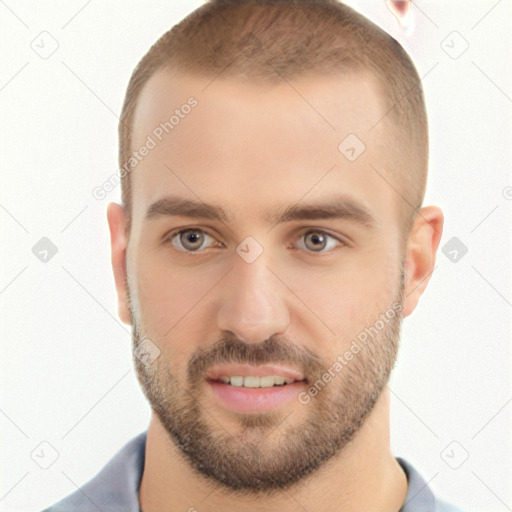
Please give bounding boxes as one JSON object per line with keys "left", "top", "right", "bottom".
{"left": 129, "top": 67, "right": 399, "bottom": 229}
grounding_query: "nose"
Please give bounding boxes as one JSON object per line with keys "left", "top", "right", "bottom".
{"left": 216, "top": 251, "right": 291, "bottom": 344}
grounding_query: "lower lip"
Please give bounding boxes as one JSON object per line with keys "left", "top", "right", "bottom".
{"left": 207, "top": 379, "right": 306, "bottom": 413}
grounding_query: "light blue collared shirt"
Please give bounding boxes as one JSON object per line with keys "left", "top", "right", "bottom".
{"left": 42, "top": 431, "right": 467, "bottom": 511}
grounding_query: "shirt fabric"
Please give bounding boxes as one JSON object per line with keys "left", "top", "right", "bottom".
{"left": 42, "top": 430, "right": 467, "bottom": 512}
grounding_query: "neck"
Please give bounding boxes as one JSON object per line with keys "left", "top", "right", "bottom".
{"left": 138, "top": 388, "right": 407, "bottom": 512}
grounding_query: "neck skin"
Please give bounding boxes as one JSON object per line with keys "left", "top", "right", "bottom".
{"left": 138, "top": 387, "right": 408, "bottom": 512}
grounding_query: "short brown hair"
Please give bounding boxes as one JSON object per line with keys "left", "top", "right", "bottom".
{"left": 119, "top": 0, "right": 428, "bottom": 237}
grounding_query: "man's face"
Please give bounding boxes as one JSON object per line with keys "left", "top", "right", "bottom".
{"left": 125, "top": 68, "right": 407, "bottom": 494}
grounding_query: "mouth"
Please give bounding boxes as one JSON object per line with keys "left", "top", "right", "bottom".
{"left": 206, "top": 363, "right": 306, "bottom": 384}
{"left": 205, "top": 366, "right": 308, "bottom": 413}
{"left": 207, "top": 375, "right": 306, "bottom": 388}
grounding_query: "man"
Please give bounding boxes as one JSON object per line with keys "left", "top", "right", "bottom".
{"left": 43, "top": 0, "right": 466, "bottom": 510}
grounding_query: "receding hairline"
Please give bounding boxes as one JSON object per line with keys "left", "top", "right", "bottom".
{"left": 131, "top": 60, "right": 394, "bottom": 139}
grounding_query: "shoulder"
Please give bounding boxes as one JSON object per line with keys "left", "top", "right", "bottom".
{"left": 397, "top": 457, "right": 470, "bottom": 512}
{"left": 40, "top": 431, "right": 147, "bottom": 512}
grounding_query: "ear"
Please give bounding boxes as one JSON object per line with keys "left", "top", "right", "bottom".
{"left": 402, "top": 206, "right": 444, "bottom": 318}
{"left": 106, "top": 202, "right": 131, "bottom": 325}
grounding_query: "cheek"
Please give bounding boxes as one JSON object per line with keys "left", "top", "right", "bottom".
{"left": 133, "top": 253, "right": 224, "bottom": 337}
{"left": 283, "top": 244, "right": 401, "bottom": 336}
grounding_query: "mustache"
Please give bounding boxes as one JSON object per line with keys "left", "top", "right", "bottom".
{"left": 187, "top": 334, "right": 324, "bottom": 385}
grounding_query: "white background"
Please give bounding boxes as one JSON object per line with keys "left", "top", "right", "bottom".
{"left": 1, "top": 1, "right": 511, "bottom": 511}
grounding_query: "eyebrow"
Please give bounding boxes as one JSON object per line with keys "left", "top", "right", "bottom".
{"left": 144, "top": 194, "right": 378, "bottom": 229}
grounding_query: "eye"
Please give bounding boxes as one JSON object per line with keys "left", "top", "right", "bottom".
{"left": 295, "top": 230, "right": 343, "bottom": 254}
{"left": 166, "top": 228, "right": 345, "bottom": 255}
{"left": 169, "top": 228, "right": 218, "bottom": 252}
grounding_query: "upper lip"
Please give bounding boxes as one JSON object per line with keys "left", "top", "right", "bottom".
{"left": 206, "top": 364, "right": 305, "bottom": 381}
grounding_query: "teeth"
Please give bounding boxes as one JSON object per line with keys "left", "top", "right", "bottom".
{"left": 217, "top": 375, "right": 297, "bottom": 388}
{"left": 230, "top": 376, "right": 244, "bottom": 387}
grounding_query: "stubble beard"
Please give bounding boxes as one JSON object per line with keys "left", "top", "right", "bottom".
{"left": 129, "top": 270, "right": 405, "bottom": 497}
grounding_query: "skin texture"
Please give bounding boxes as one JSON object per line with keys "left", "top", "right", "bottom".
{"left": 107, "top": 68, "right": 444, "bottom": 512}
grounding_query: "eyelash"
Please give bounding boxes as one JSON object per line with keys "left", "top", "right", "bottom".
{"left": 164, "top": 228, "right": 346, "bottom": 256}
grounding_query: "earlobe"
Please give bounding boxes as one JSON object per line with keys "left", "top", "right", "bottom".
{"left": 402, "top": 206, "right": 444, "bottom": 318}
{"left": 106, "top": 202, "right": 132, "bottom": 325}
